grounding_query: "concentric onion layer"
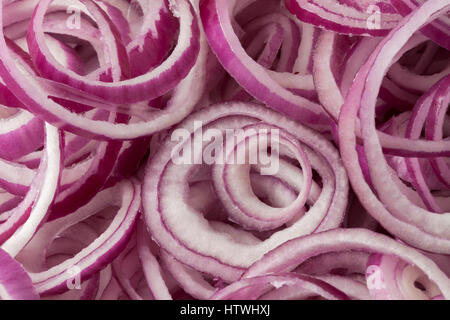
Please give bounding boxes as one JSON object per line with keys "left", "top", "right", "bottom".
{"left": 142, "top": 102, "right": 349, "bottom": 282}
{"left": 339, "top": 0, "right": 450, "bottom": 254}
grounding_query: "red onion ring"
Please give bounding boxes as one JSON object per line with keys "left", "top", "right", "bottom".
{"left": 339, "top": 0, "right": 450, "bottom": 254}
{"left": 142, "top": 101, "right": 348, "bottom": 282}
{"left": 0, "top": 0, "right": 447, "bottom": 301}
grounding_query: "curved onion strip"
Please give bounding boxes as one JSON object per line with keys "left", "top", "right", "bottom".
{"left": 211, "top": 273, "right": 349, "bottom": 300}
{"left": 0, "top": 248, "right": 38, "bottom": 300}
{"left": 137, "top": 221, "right": 172, "bottom": 300}
{"left": 404, "top": 76, "right": 450, "bottom": 212}
{"left": 143, "top": 102, "right": 348, "bottom": 282}
{"left": 26, "top": 0, "right": 198, "bottom": 103}
{"left": 17, "top": 180, "right": 141, "bottom": 296}
{"left": 161, "top": 250, "right": 216, "bottom": 300}
{"left": 313, "top": 28, "right": 450, "bottom": 157}
{"left": 0, "top": 0, "right": 205, "bottom": 140}
{"left": 112, "top": 238, "right": 145, "bottom": 300}
{"left": 0, "top": 124, "right": 61, "bottom": 248}
{"left": 339, "top": 0, "right": 450, "bottom": 254}
{"left": 1, "top": 124, "right": 61, "bottom": 257}
{"left": 392, "top": 0, "right": 450, "bottom": 50}
{"left": 212, "top": 124, "right": 312, "bottom": 231}
{"left": 243, "top": 228, "right": 450, "bottom": 299}
{"left": 43, "top": 223, "right": 101, "bottom": 300}
{"left": 200, "top": 0, "right": 331, "bottom": 127}
{"left": 0, "top": 109, "right": 44, "bottom": 161}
